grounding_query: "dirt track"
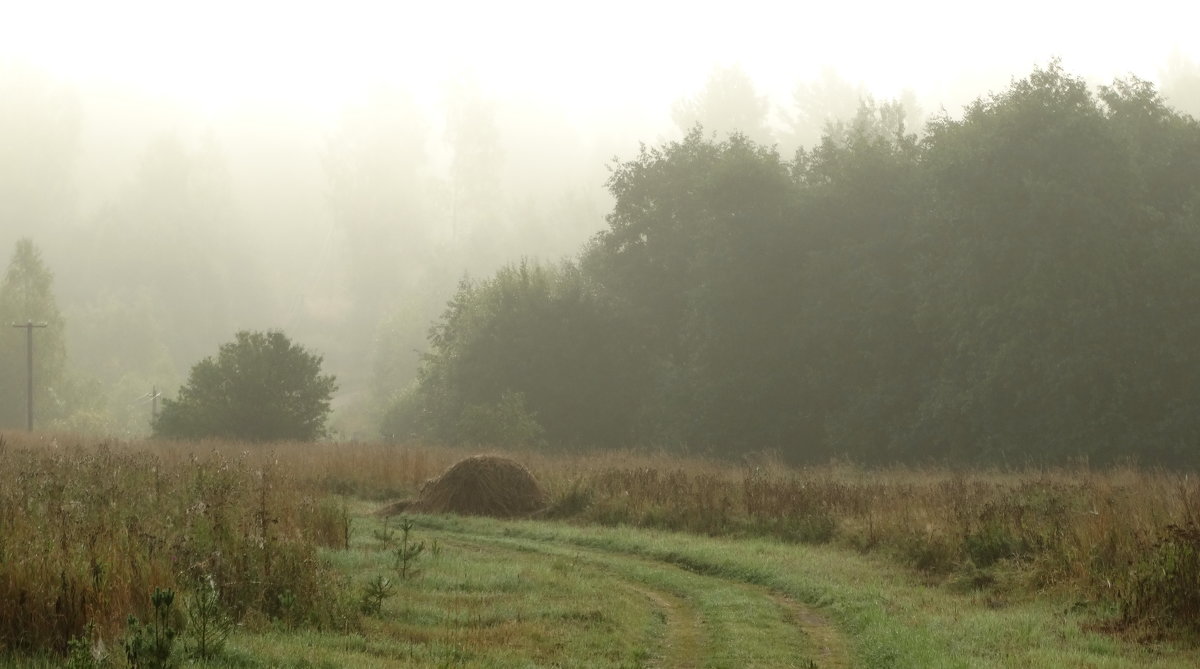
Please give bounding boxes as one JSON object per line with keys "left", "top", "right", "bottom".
{"left": 435, "top": 526, "right": 851, "bottom": 668}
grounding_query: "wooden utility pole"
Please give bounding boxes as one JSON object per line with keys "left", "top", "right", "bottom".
{"left": 151, "top": 386, "right": 161, "bottom": 423}
{"left": 11, "top": 321, "right": 47, "bottom": 431}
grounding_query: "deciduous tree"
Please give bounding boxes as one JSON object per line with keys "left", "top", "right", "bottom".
{"left": 154, "top": 330, "right": 337, "bottom": 442}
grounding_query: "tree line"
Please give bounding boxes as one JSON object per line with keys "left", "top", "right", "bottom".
{"left": 386, "top": 64, "right": 1200, "bottom": 465}
{"left": 6, "top": 62, "right": 1199, "bottom": 463}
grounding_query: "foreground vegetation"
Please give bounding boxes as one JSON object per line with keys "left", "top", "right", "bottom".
{"left": 3, "top": 433, "right": 1200, "bottom": 666}
{"left": 0, "top": 434, "right": 357, "bottom": 660}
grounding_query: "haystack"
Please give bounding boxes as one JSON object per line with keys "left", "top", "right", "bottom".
{"left": 378, "top": 455, "right": 546, "bottom": 518}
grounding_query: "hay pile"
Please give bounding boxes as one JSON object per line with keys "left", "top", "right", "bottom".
{"left": 378, "top": 455, "right": 546, "bottom": 518}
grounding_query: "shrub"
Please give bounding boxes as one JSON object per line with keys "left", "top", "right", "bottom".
{"left": 154, "top": 330, "right": 337, "bottom": 442}
{"left": 1119, "top": 522, "right": 1200, "bottom": 636}
{"left": 964, "top": 522, "right": 1020, "bottom": 568}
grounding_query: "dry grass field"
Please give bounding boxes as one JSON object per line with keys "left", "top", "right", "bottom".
{"left": 2, "top": 432, "right": 1198, "bottom": 666}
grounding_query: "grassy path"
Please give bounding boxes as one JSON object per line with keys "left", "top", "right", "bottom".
{"left": 616, "top": 579, "right": 702, "bottom": 668}
{"left": 412, "top": 513, "right": 1200, "bottom": 669}
{"left": 223, "top": 506, "right": 841, "bottom": 667}
{"left": 435, "top": 530, "right": 850, "bottom": 668}
{"left": 435, "top": 536, "right": 709, "bottom": 668}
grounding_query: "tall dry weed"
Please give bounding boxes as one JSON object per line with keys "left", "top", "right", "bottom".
{"left": 0, "top": 434, "right": 356, "bottom": 657}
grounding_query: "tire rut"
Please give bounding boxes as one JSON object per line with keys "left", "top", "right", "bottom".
{"left": 436, "top": 528, "right": 852, "bottom": 668}
{"left": 617, "top": 580, "right": 704, "bottom": 669}
{"left": 766, "top": 591, "right": 851, "bottom": 668}
{"left": 437, "top": 536, "right": 704, "bottom": 668}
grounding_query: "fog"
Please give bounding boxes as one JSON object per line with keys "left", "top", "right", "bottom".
{"left": 2, "top": 1, "right": 1199, "bottom": 438}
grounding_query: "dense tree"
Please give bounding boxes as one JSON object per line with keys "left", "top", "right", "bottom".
{"left": 790, "top": 100, "right": 926, "bottom": 458}
{"left": 0, "top": 239, "right": 67, "bottom": 428}
{"left": 385, "top": 261, "right": 648, "bottom": 448}
{"left": 910, "top": 64, "right": 1200, "bottom": 462}
{"left": 585, "top": 130, "right": 802, "bottom": 447}
{"left": 154, "top": 330, "right": 337, "bottom": 442}
{"left": 389, "top": 63, "right": 1200, "bottom": 465}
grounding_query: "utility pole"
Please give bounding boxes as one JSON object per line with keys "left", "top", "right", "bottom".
{"left": 151, "top": 386, "right": 161, "bottom": 423}
{"left": 11, "top": 321, "right": 47, "bottom": 431}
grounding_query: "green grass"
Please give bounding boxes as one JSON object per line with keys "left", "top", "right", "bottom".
{"left": 436, "top": 531, "right": 824, "bottom": 668}
{"left": 213, "top": 507, "right": 832, "bottom": 668}
{"left": 412, "top": 513, "right": 1200, "bottom": 669}
{"left": 6, "top": 501, "right": 1200, "bottom": 667}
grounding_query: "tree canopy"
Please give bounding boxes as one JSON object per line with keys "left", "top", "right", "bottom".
{"left": 384, "top": 261, "right": 647, "bottom": 448}
{"left": 154, "top": 330, "right": 337, "bottom": 442}
{"left": 386, "top": 63, "right": 1200, "bottom": 466}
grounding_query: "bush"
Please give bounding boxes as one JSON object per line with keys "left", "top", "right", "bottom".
{"left": 964, "top": 523, "right": 1020, "bottom": 568}
{"left": 154, "top": 330, "right": 337, "bottom": 442}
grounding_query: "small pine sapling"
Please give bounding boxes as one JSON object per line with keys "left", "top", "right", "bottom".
{"left": 394, "top": 517, "right": 425, "bottom": 580}
{"left": 358, "top": 574, "right": 395, "bottom": 615}
{"left": 185, "top": 576, "right": 234, "bottom": 660}
{"left": 124, "top": 587, "right": 179, "bottom": 669}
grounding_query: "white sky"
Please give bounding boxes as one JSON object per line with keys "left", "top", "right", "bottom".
{"left": 4, "top": 0, "right": 1200, "bottom": 123}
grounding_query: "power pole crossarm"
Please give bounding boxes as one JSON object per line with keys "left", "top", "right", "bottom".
{"left": 11, "top": 321, "right": 48, "bottom": 431}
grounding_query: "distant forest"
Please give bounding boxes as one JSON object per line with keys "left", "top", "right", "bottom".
{"left": 387, "top": 63, "right": 1200, "bottom": 465}
{"left": 4, "top": 61, "right": 1200, "bottom": 465}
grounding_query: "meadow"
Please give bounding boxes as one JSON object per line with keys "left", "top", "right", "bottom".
{"left": 2, "top": 432, "right": 1199, "bottom": 667}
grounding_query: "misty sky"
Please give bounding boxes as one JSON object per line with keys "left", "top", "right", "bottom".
{"left": 6, "top": 0, "right": 1199, "bottom": 124}
{"left": 3, "top": 0, "right": 1200, "bottom": 438}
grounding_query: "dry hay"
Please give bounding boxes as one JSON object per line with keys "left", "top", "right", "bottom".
{"left": 377, "top": 455, "right": 546, "bottom": 518}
